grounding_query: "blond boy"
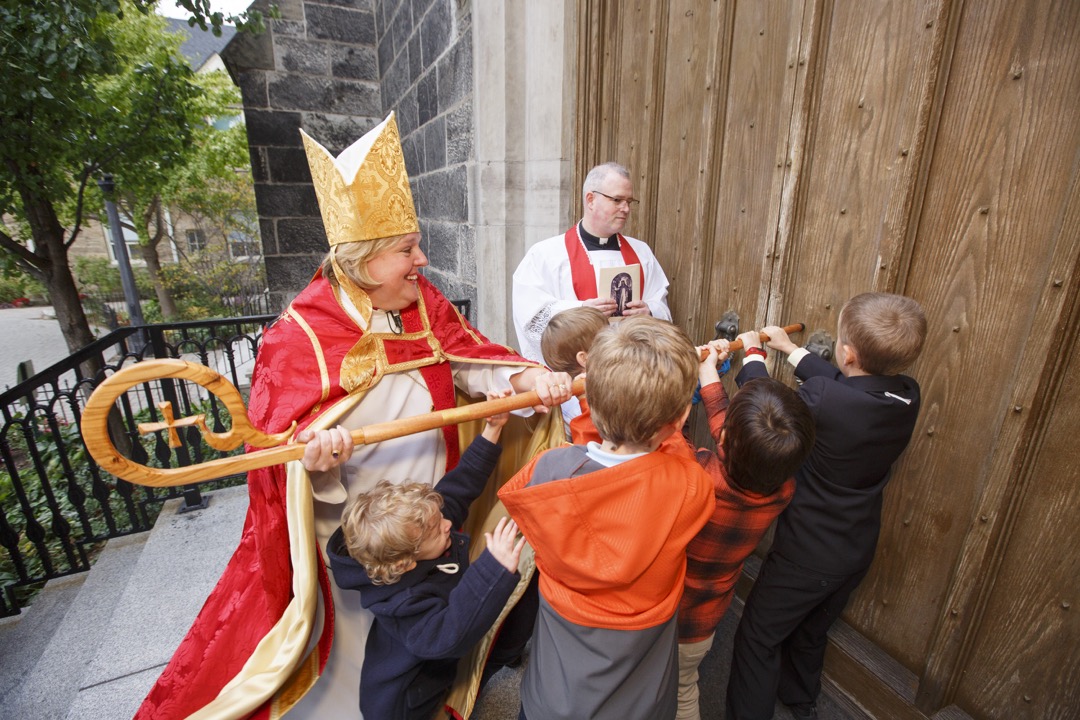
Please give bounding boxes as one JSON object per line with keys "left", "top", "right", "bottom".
{"left": 500, "top": 317, "right": 716, "bottom": 720}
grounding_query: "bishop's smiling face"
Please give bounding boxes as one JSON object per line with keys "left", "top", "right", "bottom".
{"left": 365, "top": 233, "right": 429, "bottom": 310}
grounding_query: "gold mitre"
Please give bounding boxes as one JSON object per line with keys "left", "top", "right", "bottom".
{"left": 300, "top": 113, "right": 419, "bottom": 246}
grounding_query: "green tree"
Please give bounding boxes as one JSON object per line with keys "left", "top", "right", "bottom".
{"left": 0, "top": 0, "right": 268, "bottom": 352}
{"left": 88, "top": 50, "right": 254, "bottom": 321}
{"left": 160, "top": 0, "right": 273, "bottom": 36}
{"left": 1, "top": 0, "right": 189, "bottom": 351}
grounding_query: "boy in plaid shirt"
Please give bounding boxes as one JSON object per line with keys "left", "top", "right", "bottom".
{"left": 676, "top": 337, "right": 816, "bottom": 720}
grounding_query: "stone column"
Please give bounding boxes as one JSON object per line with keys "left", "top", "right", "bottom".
{"left": 471, "top": 0, "right": 577, "bottom": 343}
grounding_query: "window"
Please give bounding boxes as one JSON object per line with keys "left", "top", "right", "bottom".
{"left": 228, "top": 230, "right": 261, "bottom": 260}
{"left": 227, "top": 214, "right": 260, "bottom": 260}
{"left": 186, "top": 229, "right": 207, "bottom": 252}
{"left": 105, "top": 215, "right": 144, "bottom": 266}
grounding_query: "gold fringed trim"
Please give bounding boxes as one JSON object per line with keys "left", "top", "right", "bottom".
{"left": 268, "top": 644, "right": 322, "bottom": 719}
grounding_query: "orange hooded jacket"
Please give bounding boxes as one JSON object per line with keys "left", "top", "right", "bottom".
{"left": 499, "top": 448, "right": 715, "bottom": 630}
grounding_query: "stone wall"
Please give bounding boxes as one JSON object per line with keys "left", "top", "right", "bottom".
{"left": 222, "top": 0, "right": 384, "bottom": 309}
{"left": 221, "top": 0, "right": 477, "bottom": 312}
{"left": 375, "top": 0, "right": 476, "bottom": 308}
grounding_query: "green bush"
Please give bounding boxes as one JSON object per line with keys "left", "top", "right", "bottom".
{"left": 0, "top": 271, "right": 48, "bottom": 304}
{"left": 72, "top": 257, "right": 155, "bottom": 297}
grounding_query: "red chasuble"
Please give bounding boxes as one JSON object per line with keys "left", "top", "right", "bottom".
{"left": 136, "top": 274, "right": 532, "bottom": 720}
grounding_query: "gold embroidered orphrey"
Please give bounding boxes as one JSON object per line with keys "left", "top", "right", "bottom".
{"left": 300, "top": 113, "right": 420, "bottom": 246}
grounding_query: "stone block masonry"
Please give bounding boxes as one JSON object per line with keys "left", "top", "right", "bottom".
{"left": 222, "top": 0, "right": 477, "bottom": 315}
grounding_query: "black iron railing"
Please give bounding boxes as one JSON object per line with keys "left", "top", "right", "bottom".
{"left": 0, "top": 316, "right": 275, "bottom": 617}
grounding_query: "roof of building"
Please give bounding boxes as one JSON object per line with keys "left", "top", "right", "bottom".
{"left": 164, "top": 17, "right": 237, "bottom": 71}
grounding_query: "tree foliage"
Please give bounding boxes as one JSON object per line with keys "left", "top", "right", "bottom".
{"left": 153, "top": 0, "right": 276, "bottom": 36}
{"left": 0, "top": 0, "right": 264, "bottom": 351}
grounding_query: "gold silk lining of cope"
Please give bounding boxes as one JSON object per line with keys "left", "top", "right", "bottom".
{"left": 300, "top": 120, "right": 419, "bottom": 247}
{"left": 268, "top": 643, "right": 322, "bottom": 719}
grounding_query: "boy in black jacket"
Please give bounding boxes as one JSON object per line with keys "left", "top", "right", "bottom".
{"left": 726, "top": 292, "right": 926, "bottom": 720}
{"left": 326, "top": 398, "right": 526, "bottom": 720}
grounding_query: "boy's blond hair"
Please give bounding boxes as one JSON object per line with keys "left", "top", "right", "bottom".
{"left": 586, "top": 317, "right": 697, "bottom": 448}
{"left": 839, "top": 292, "right": 927, "bottom": 376}
{"left": 541, "top": 306, "right": 608, "bottom": 374}
{"left": 341, "top": 480, "right": 443, "bottom": 585}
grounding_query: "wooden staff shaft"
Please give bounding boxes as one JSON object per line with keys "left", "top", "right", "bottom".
{"left": 88, "top": 320, "right": 804, "bottom": 487}
{"left": 90, "top": 376, "right": 586, "bottom": 487}
{"left": 698, "top": 322, "right": 805, "bottom": 361}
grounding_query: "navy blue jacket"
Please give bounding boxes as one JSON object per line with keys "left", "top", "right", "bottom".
{"left": 327, "top": 436, "right": 520, "bottom": 720}
{"left": 738, "top": 352, "right": 920, "bottom": 574}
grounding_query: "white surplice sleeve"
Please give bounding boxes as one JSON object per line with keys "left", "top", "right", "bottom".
{"left": 512, "top": 236, "right": 584, "bottom": 364}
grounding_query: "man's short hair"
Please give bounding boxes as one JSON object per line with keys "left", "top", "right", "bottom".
{"left": 541, "top": 307, "right": 608, "bottom": 374}
{"left": 341, "top": 480, "right": 443, "bottom": 585}
{"left": 586, "top": 317, "right": 697, "bottom": 448}
{"left": 839, "top": 292, "right": 927, "bottom": 375}
{"left": 582, "top": 162, "right": 631, "bottom": 203}
{"left": 723, "top": 378, "right": 815, "bottom": 495}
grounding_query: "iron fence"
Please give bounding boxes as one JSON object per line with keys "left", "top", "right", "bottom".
{"left": 0, "top": 297, "right": 473, "bottom": 618}
{"left": 0, "top": 315, "right": 275, "bottom": 617}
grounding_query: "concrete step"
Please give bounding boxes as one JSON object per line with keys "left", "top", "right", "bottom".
{"left": 0, "top": 574, "right": 86, "bottom": 704}
{"left": 0, "top": 531, "right": 149, "bottom": 720}
{"left": 65, "top": 485, "right": 248, "bottom": 720}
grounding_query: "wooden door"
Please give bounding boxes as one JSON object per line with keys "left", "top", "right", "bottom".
{"left": 576, "top": 1, "right": 1080, "bottom": 717}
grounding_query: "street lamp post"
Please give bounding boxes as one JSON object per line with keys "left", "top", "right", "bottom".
{"left": 97, "top": 174, "right": 147, "bottom": 348}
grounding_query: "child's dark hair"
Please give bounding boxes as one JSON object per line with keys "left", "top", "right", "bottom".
{"left": 723, "top": 378, "right": 815, "bottom": 495}
{"left": 541, "top": 306, "right": 608, "bottom": 374}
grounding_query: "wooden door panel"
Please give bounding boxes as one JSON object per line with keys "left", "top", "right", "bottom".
{"left": 704, "top": 0, "right": 808, "bottom": 346}
{"left": 574, "top": 1, "right": 1080, "bottom": 715}
{"left": 649, "top": 0, "right": 733, "bottom": 343}
{"left": 575, "top": 0, "right": 667, "bottom": 224}
{"left": 853, "top": 0, "right": 1080, "bottom": 678}
{"left": 776, "top": 0, "right": 942, "bottom": 337}
{"left": 953, "top": 329, "right": 1080, "bottom": 718}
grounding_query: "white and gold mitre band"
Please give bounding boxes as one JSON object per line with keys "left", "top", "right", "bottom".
{"left": 300, "top": 112, "right": 419, "bottom": 246}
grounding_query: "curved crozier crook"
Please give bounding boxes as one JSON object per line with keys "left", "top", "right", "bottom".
{"left": 81, "top": 359, "right": 297, "bottom": 488}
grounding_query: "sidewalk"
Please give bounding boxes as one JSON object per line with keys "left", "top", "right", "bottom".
{"left": 0, "top": 306, "right": 76, "bottom": 388}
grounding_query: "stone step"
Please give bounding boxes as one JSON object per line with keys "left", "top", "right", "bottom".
{"left": 0, "top": 532, "right": 149, "bottom": 720}
{"left": 0, "top": 575, "right": 85, "bottom": 704}
{"left": 65, "top": 485, "right": 248, "bottom": 720}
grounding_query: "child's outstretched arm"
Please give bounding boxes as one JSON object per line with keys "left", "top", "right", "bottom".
{"left": 484, "top": 516, "right": 526, "bottom": 573}
{"left": 760, "top": 325, "right": 799, "bottom": 355}
{"left": 481, "top": 389, "right": 512, "bottom": 444}
{"left": 697, "top": 339, "right": 731, "bottom": 388}
{"left": 735, "top": 330, "right": 771, "bottom": 386}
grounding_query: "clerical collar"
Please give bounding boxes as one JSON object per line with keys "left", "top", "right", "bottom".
{"left": 578, "top": 222, "right": 621, "bottom": 252}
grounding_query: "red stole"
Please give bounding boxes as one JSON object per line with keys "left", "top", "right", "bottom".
{"left": 563, "top": 226, "right": 645, "bottom": 300}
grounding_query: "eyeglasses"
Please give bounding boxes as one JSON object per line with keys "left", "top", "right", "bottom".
{"left": 593, "top": 191, "right": 640, "bottom": 208}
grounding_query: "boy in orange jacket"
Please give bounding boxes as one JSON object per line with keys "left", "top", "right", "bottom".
{"left": 499, "top": 317, "right": 716, "bottom": 720}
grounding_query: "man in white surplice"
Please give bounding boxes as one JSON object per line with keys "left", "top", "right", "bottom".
{"left": 512, "top": 162, "right": 672, "bottom": 369}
